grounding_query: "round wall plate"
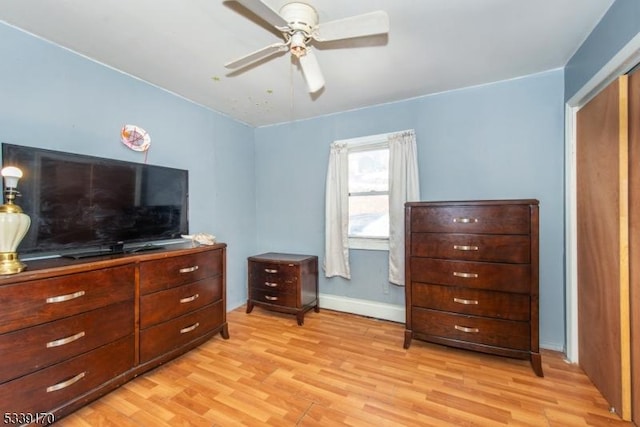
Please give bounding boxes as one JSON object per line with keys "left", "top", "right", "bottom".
{"left": 121, "top": 125, "right": 151, "bottom": 152}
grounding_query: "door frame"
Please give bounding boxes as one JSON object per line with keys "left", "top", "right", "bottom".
{"left": 565, "top": 32, "right": 640, "bottom": 362}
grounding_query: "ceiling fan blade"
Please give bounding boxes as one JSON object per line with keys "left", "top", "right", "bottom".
{"left": 232, "top": 0, "right": 288, "bottom": 29}
{"left": 225, "top": 42, "right": 288, "bottom": 69}
{"left": 313, "top": 11, "right": 389, "bottom": 42}
{"left": 298, "top": 48, "right": 325, "bottom": 93}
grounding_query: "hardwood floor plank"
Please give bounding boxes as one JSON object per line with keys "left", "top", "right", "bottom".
{"left": 59, "top": 307, "right": 632, "bottom": 426}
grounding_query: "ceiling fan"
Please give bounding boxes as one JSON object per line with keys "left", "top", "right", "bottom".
{"left": 224, "top": 0, "right": 389, "bottom": 93}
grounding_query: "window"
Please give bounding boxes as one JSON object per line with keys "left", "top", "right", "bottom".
{"left": 346, "top": 135, "right": 390, "bottom": 250}
{"left": 325, "top": 129, "right": 419, "bottom": 282}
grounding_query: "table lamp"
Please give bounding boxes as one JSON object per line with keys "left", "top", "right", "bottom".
{"left": 0, "top": 166, "right": 31, "bottom": 274}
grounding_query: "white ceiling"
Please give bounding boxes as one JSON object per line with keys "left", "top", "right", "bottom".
{"left": 1, "top": 0, "right": 615, "bottom": 127}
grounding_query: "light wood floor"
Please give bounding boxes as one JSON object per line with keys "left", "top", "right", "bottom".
{"left": 60, "top": 307, "right": 632, "bottom": 426}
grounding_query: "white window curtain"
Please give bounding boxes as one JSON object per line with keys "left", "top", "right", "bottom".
{"left": 324, "top": 130, "right": 420, "bottom": 284}
{"left": 323, "top": 141, "right": 350, "bottom": 279}
{"left": 388, "top": 130, "right": 420, "bottom": 285}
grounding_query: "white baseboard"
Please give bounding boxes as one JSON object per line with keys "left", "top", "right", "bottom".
{"left": 319, "top": 293, "right": 405, "bottom": 323}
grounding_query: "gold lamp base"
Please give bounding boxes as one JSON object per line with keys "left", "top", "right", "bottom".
{"left": 0, "top": 252, "right": 26, "bottom": 275}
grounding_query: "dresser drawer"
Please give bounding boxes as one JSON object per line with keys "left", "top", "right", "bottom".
{"left": 411, "top": 282, "right": 530, "bottom": 321}
{"left": 140, "top": 276, "right": 222, "bottom": 329}
{"left": 250, "top": 288, "right": 298, "bottom": 308}
{"left": 410, "top": 257, "right": 531, "bottom": 293}
{"left": 139, "top": 301, "right": 224, "bottom": 363}
{"left": 0, "top": 301, "right": 133, "bottom": 384}
{"left": 412, "top": 308, "right": 530, "bottom": 350}
{"left": 0, "top": 264, "right": 135, "bottom": 334}
{"left": 409, "top": 205, "right": 531, "bottom": 234}
{"left": 140, "top": 249, "right": 223, "bottom": 294}
{"left": 0, "top": 335, "right": 134, "bottom": 414}
{"left": 410, "top": 233, "right": 530, "bottom": 263}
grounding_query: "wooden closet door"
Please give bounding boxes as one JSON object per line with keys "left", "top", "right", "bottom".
{"left": 629, "top": 69, "right": 640, "bottom": 425}
{"left": 576, "top": 75, "right": 631, "bottom": 420}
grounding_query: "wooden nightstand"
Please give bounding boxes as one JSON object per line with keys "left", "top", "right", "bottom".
{"left": 246, "top": 252, "right": 319, "bottom": 325}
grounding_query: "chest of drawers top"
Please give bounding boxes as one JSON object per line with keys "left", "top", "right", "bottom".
{"left": 406, "top": 199, "right": 537, "bottom": 235}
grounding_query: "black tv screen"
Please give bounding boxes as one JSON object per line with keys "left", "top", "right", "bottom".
{"left": 1, "top": 143, "right": 189, "bottom": 257}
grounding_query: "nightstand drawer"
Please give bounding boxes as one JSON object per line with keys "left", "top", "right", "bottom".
{"left": 411, "top": 282, "right": 530, "bottom": 321}
{"left": 0, "top": 301, "right": 133, "bottom": 383}
{"left": 140, "top": 276, "right": 222, "bottom": 329}
{"left": 251, "top": 288, "right": 298, "bottom": 307}
{"left": 250, "top": 262, "right": 298, "bottom": 283}
{"left": 0, "top": 335, "right": 134, "bottom": 414}
{"left": 412, "top": 308, "right": 530, "bottom": 350}
{"left": 409, "top": 205, "right": 531, "bottom": 234}
{"left": 410, "top": 233, "right": 530, "bottom": 263}
{"left": 140, "top": 249, "right": 223, "bottom": 294}
{"left": 410, "top": 257, "right": 531, "bottom": 293}
{"left": 0, "top": 264, "right": 135, "bottom": 334}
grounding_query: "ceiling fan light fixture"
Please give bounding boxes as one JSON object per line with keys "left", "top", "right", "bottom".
{"left": 289, "top": 31, "right": 307, "bottom": 57}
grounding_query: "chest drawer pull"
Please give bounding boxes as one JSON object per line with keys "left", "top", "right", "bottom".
{"left": 179, "top": 265, "right": 199, "bottom": 274}
{"left": 454, "top": 325, "right": 480, "bottom": 334}
{"left": 46, "top": 290, "right": 86, "bottom": 304}
{"left": 264, "top": 281, "right": 278, "bottom": 287}
{"left": 46, "top": 331, "right": 86, "bottom": 348}
{"left": 453, "top": 217, "right": 478, "bottom": 224}
{"left": 264, "top": 295, "right": 278, "bottom": 301}
{"left": 264, "top": 268, "right": 278, "bottom": 273}
{"left": 46, "top": 372, "right": 85, "bottom": 393}
{"left": 179, "top": 293, "right": 199, "bottom": 303}
{"left": 453, "top": 297, "right": 479, "bottom": 305}
{"left": 453, "top": 245, "right": 479, "bottom": 251}
{"left": 180, "top": 322, "right": 200, "bottom": 334}
{"left": 452, "top": 271, "right": 478, "bottom": 278}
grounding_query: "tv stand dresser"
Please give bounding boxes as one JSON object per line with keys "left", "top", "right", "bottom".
{"left": 0, "top": 243, "right": 228, "bottom": 425}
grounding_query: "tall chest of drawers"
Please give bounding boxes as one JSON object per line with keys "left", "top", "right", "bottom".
{"left": 247, "top": 253, "right": 319, "bottom": 325}
{"left": 404, "top": 200, "right": 542, "bottom": 376}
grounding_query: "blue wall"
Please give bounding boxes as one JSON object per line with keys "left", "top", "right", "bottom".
{"left": 255, "top": 70, "right": 566, "bottom": 350}
{"left": 565, "top": 0, "right": 640, "bottom": 100}
{"left": 0, "top": 23, "right": 257, "bottom": 310}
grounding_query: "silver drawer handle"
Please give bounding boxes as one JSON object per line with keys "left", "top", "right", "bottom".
{"left": 264, "top": 282, "right": 278, "bottom": 287}
{"left": 179, "top": 265, "right": 199, "bottom": 273}
{"left": 453, "top": 272, "right": 478, "bottom": 278}
{"left": 455, "top": 325, "right": 479, "bottom": 333}
{"left": 264, "top": 268, "right": 278, "bottom": 273}
{"left": 453, "top": 297, "right": 479, "bottom": 305}
{"left": 180, "top": 322, "right": 200, "bottom": 334}
{"left": 265, "top": 295, "right": 278, "bottom": 301}
{"left": 46, "top": 290, "right": 86, "bottom": 304}
{"left": 46, "top": 331, "right": 86, "bottom": 348}
{"left": 180, "top": 293, "right": 199, "bottom": 303}
{"left": 453, "top": 217, "right": 478, "bottom": 224}
{"left": 47, "top": 372, "right": 85, "bottom": 392}
{"left": 453, "top": 245, "right": 479, "bottom": 251}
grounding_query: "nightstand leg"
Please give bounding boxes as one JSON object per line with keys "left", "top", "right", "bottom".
{"left": 246, "top": 300, "right": 254, "bottom": 313}
{"left": 314, "top": 303, "right": 320, "bottom": 313}
{"left": 296, "top": 312, "right": 304, "bottom": 326}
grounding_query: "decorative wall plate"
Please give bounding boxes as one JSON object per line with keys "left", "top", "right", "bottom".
{"left": 121, "top": 125, "right": 151, "bottom": 152}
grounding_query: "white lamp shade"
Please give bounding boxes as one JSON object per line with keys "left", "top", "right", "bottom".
{"left": 1, "top": 166, "right": 23, "bottom": 189}
{"left": 0, "top": 212, "right": 31, "bottom": 252}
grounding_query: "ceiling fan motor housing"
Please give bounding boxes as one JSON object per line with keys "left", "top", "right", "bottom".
{"left": 279, "top": 2, "right": 318, "bottom": 34}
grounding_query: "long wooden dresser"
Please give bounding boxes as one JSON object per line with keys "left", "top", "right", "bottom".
{"left": 0, "top": 243, "right": 228, "bottom": 425}
{"left": 404, "top": 200, "right": 542, "bottom": 376}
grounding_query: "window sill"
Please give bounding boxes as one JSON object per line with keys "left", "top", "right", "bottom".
{"left": 348, "top": 237, "right": 389, "bottom": 251}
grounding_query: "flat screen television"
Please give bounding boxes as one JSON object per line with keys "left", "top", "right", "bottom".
{"left": 1, "top": 143, "right": 189, "bottom": 258}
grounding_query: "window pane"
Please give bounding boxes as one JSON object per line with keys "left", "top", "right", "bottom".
{"left": 349, "top": 194, "right": 389, "bottom": 237}
{"left": 348, "top": 149, "right": 389, "bottom": 193}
